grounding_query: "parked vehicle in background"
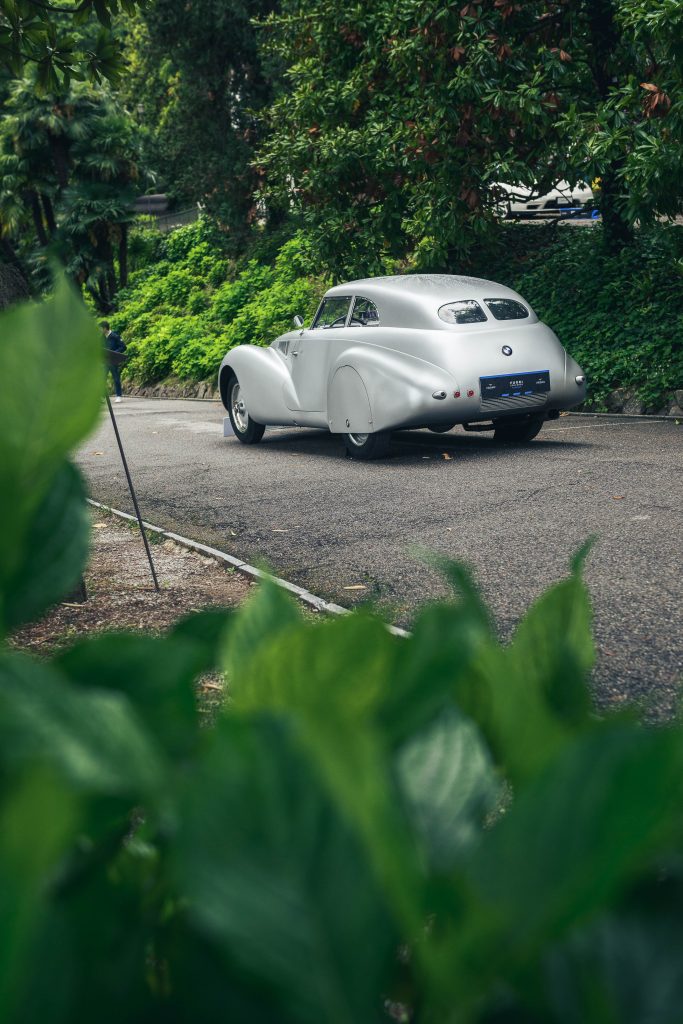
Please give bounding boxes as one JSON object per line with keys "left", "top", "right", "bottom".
{"left": 496, "top": 181, "right": 597, "bottom": 220}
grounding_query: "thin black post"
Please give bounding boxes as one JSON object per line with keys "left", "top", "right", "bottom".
{"left": 65, "top": 578, "right": 88, "bottom": 603}
{"left": 106, "top": 395, "right": 160, "bottom": 592}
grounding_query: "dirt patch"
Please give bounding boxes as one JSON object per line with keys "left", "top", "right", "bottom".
{"left": 10, "top": 510, "right": 254, "bottom": 658}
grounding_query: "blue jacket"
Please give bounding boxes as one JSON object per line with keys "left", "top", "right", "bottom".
{"left": 105, "top": 330, "right": 126, "bottom": 354}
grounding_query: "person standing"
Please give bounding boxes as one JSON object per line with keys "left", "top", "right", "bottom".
{"left": 101, "top": 321, "right": 126, "bottom": 403}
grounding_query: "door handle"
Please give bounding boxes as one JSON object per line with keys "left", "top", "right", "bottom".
{"left": 293, "top": 351, "right": 300, "bottom": 356}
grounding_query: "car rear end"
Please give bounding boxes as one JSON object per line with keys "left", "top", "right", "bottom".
{"left": 434, "top": 295, "right": 586, "bottom": 424}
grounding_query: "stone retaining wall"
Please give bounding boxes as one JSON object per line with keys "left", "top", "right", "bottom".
{"left": 123, "top": 378, "right": 220, "bottom": 401}
{"left": 583, "top": 388, "right": 683, "bottom": 418}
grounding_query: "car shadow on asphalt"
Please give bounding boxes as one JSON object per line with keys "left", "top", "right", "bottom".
{"left": 244, "top": 427, "right": 592, "bottom": 463}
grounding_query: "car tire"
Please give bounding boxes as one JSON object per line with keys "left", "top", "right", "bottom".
{"left": 227, "top": 374, "right": 265, "bottom": 444}
{"left": 429, "top": 424, "right": 455, "bottom": 434}
{"left": 493, "top": 414, "right": 544, "bottom": 443}
{"left": 343, "top": 430, "right": 391, "bottom": 459}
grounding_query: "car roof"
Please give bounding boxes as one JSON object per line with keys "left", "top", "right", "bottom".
{"left": 324, "top": 274, "right": 531, "bottom": 328}
{"left": 326, "top": 273, "right": 521, "bottom": 302}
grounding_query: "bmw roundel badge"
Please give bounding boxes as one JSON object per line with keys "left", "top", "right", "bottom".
{"left": 502, "top": 345, "right": 513, "bottom": 356}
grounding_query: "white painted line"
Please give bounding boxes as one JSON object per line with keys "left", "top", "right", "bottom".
{"left": 549, "top": 421, "right": 673, "bottom": 432}
{"left": 86, "top": 498, "right": 410, "bottom": 636}
{"left": 566, "top": 412, "right": 678, "bottom": 422}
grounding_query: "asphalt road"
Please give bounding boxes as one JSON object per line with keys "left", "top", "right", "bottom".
{"left": 79, "top": 399, "right": 682, "bottom": 718}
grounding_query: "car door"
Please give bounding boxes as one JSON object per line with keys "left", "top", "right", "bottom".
{"left": 290, "top": 295, "right": 352, "bottom": 411}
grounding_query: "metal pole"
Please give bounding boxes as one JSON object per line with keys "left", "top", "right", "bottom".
{"left": 106, "top": 395, "right": 160, "bottom": 592}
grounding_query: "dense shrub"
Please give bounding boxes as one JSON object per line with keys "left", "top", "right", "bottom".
{"left": 114, "top": 220, "right": 326, "bottom": 385}
{"left": 465, "top": 223, "right": 683, "bottom": 410}
{"left": 5, "top": 282, "right": 683, "bottom": 1023}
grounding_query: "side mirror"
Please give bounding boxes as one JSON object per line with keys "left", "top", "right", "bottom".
{"left": 293, "top": 314, "right": 304, "bottom": 328}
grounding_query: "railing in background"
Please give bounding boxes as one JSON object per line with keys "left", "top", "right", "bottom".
{"left": 132, "top": 194, "right": 201, "bottom": 234}
{"left": 138, "top": 207, "right": 200, "bottom": 233}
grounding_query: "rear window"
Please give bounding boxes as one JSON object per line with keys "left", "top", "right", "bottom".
{"left": 484, "top": 298, "right": 529, "bottom": 320}
{"left": 438, "top": 300, "right": 487, "bottom": 325}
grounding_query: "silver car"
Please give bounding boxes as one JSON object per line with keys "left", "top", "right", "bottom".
{"left": 218, "top": 274, "right": 586, "bottom": 459}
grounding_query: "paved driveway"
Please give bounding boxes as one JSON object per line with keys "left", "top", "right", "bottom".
{"left": 79, "top": 399, "right": 682, "bottom": 717}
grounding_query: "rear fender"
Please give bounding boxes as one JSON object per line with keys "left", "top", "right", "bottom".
{"left": 218, "top": 347, "right": 293, "bottom": 425}
{"left": 327, "top": 345, "right": 457, "bottom": 433}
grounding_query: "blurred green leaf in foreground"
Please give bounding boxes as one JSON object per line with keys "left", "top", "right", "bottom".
{"left": 1, "top": 285, "right": 682, "bottom": 1023}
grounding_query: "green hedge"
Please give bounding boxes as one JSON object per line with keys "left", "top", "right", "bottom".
{"left": 116, "top": 219, "right": 683, "bottom": 409}
{"left": 465, "top": 223, "right": 683, "bottom": 410}
{"left": 114, "top": 220, "right": 327, "bottom": 385}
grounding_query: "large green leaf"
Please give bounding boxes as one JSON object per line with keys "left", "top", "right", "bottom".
{"left": 0, "top": 277, "right": 103, "bottom": 634}
{"left": 222, "top": 575, "right": 302, "bottom": 684}
{"left": 449, "top": 724, "right": 683, "bottom": 1009}
{"left": 171, "top": 606, "right": 235, "bottom": 675}
{"left": 227, "top": 597, "right": 395, "bottom": 722}
{"left": 173, "top": 714, "right": 398, "bottom": 1024}
{"left": 0, "top": 651, "right": 163, "bottom": 797}
{"left": 3, "top": 461, "right": 90, "bottom": 632}
{"left": 451, "top": 557, "right": 596, "bottom": 785}
{"left": 15, "top": 832, "right": 162, "bottom": 1024}
{"left": 0, "top": 771, "right": 79, "bottom": 1024}
{"left": 395, "top": 704, "right": 500, "bottom": 871}
{"left": 56, "top": 630, "right": 213, "bottom": 757}
{"left": 223, "top": 595, "right": 430, "bottom": 971}
{"left": 542, "top": 903, "right": 683, "bottom": 1024}
{"left": 381, "top": 590, "right": 494, "bottom": 749}
{"left": 509, "top": 554, "right": 594, "bottom": 729}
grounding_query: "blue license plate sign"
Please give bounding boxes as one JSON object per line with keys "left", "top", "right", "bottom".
{"left": 480, "top": 370, "right": 550, "bottom": 400}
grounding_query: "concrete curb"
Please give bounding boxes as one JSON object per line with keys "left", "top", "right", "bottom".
{"left": 86, "top": 498, "right": 410, "bottom": 638}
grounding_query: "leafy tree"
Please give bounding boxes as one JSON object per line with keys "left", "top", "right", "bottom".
{"left": 0, "top": 77, "right": 151, "bottom": 310}
{"left": 0, "top": 0, "right": 146, "bottom": 92}
{"left": 257, "top": 0, "right": 683, "bottom": 275}
{"left": 559, "top": 0, "right": 683, "bottom": 243}
{"left": 119, "top": 0, "right": 277, "bottom": 242}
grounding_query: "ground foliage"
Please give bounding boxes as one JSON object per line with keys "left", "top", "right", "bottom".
{"left": 3, "top": 275, "right": 683, "bottom": 1024}
{"left": 113, "top": 220, "right": 327, "bottom": 384}
{"left": 257, "top": 0, "right": 683, "bottom": 272}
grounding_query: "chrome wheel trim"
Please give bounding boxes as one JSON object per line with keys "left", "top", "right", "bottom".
{"left": 231, "top": 381, "right": 249, "bottom": 434}
{"left": 348, "top": 432, "right": 369, "bottom": 446}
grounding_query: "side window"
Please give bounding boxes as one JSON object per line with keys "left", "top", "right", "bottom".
{"left": 311, "top": 296, "right": 352, "bottom": 329}
{"left": 484, "top": 298, "right": 529, "bottom": 321}
{"left": 349, "top": 296, "right": 380, "bottom": 326}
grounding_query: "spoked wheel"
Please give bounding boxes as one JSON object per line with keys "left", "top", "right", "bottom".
{"left": 429, "top": 424, "right": 456, "bottom": 434}
{"left": 227, "top": 375, "right": 265, "bottom": 444}
{"left": 493, "top": 414, "right": 544, "bottom": 443}
{"left": 343, "top": 430, "right": 391, "bottom": 460}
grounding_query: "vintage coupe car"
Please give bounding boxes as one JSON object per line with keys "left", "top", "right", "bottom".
{"left": 218, "top": 274, "right": 586, "bottom": 459}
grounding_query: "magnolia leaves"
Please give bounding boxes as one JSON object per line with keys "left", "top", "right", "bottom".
{"left": 1, "top": 0, "right": 145, "bottom": 91}
{"left": 640, "top": 82, "right": 672, "bottom": 119}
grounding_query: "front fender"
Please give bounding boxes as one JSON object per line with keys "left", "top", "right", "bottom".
{"left": 327, "top": 345, "right": 458, "bottom": 433}
{"left": 218, "top": 347, "right": 293, "bottom": 425}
